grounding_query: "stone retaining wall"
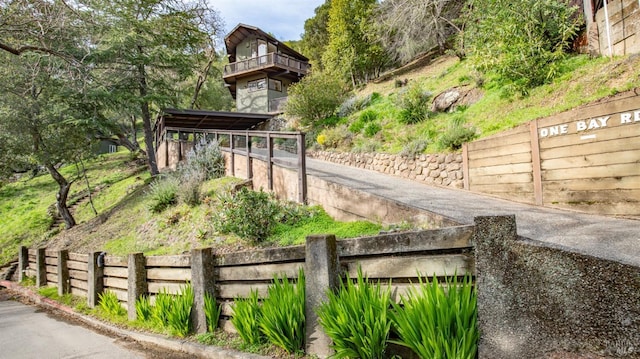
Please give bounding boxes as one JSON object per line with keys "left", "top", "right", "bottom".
{"left": 308, "top": 150, "right": 464, "bottom": 189}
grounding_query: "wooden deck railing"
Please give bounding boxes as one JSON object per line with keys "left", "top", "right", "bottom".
{"left": 223, "top": 53, "right": 310, "bottom": 78}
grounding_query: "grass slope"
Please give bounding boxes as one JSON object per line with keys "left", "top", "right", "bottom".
{"left": 316, "top": 54, "right": 640, "bottom": 154}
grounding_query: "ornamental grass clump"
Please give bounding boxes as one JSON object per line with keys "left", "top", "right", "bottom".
{"left": 231, "top": 289, "right": 263, "bottom": 345}
{"left": 317, "top": 268, "right": 391, "bottom": 359}
{"left": 152, "top": 288, "right": 173, "bottom": 327}
{"left": 135, "top": 295, "right": 153, "bottom": 321}
{"left": 390, "top": 272, "right": 478, "bottom": 359}
{"left": 259, "top": 269, "right": 306, "bottom": 354}
{"left": 204, "top": 292, "right": 221, "bottom": 332}
{"left": 167, "top": 283, "right": 194, "bottom": 337}
{"left": 98, "top": 290, "right": 126, "bottom": 317}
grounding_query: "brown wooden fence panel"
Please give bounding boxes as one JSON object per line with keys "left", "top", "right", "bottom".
{"left": 538, "top": 97, "right": 640, "bottom": 216}
{"left": 467, "top": 124, "right": 535, "bottom": 204}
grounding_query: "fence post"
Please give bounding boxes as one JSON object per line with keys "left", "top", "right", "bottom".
{"left": 57, "top": 250, "right": 69, "bottom": 296}
{"left": 127, "top": 253, "right": 146, "bottom": 321}
{"left": 305, "top": 234, "right": 340, "bottom": 358}
{"left": 36, "top": 248, "right": 46, "bottom": 287}
{"left": 87, "top": 251, "right": 104, "bottom": 308}
{"left": 191, "top": 248, "right": 216, "bottom": 334}
{"left": 297, "top": 132, "right": 307, "bottom": 204}
{"left": 18, "top": 246, "right": 28, "bottom": 283}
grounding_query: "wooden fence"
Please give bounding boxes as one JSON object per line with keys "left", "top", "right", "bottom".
{"left": 17, "top": 223, "right": 476, "bottom": 357}
{"left": 463, "top": 91, "right": 640, "bottom": 217}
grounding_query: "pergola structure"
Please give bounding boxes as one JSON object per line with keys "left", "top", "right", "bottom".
{"left": 153, "top": 108, "right": 273, "bottom": 170}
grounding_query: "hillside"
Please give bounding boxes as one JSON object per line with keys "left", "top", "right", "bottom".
{"left": 311, "top": 53, "right": 640, "bottom": 155}
{"left": 2, "top": 52, "right": 640, "bottom": 266}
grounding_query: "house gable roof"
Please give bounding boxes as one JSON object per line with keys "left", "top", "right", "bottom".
{"left": 224, "top": 23, "right": 308, "bottom": 63}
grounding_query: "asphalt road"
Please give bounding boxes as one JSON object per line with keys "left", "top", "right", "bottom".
{"left": 0, "top": 292, "right": 144, "bottom": 359}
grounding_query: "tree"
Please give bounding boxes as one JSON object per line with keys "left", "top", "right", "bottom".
{"left": 463, "top": 0, "right": 582, "bottom": 95}
{"left": 86, "top": 0, "right": 223, "bottom": 175}
{"left": 0, "top": 52, "right": 92, "bottom": 230}
{"left": 0, "top": 0, "right": 95, "bottom": 229}
{"left": 375, "top": 0, "right": 466, "bottom": 64}
{"left": 322, "top": 0, "right": 391, "bottom": 86}
{"left": 300, "top": 0, "right": 332, "bottom": 71}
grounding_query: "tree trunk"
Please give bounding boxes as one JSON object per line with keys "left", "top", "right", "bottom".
{"left": 45, "top": 163, "right": 76, "bottom": 229}
{"left": 136, "top": 48, "right": 159, "bottom": 176}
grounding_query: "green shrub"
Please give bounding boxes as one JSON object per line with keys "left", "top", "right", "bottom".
{"left": 285, "top": 71, "right": 349, "bottom": 129}
{"left": 359, "top": 109, "right": 378, "bottom": 123}
{"left": 338, "top": 93, "right": 382, "bottom": 117}
{"left": 464, "top": 0, "right": 581, "bottom": 95}
{"left": 438, "top": 117, "right": 477, "bottom": 150}
{"left": 349, "top": 119, "right": 365, "bottom": 134}
{"left": 167, "top": 283, "right": 194, "bottom": 337}
{"left": 318, "top": 125, "right": 352, "bottom": 149}
{"left": 214, "top": 187, "right": 281, "bottom": 242}
{"left": 397, "top": 83, "right": 432, "bottom": 124}
{"left": 390, "top": 273, "right": 477, "bottom": 359}
{"left": 147, "top": 175, "right": 179, "bottom": 213}
{"left": 152, "top": 288, "right": 173, "bottom": 327}
{"left": 259, "top": 270, "right": 306, "bottom": 353}
{"left": 98, "top": 290, "right": 126, "bottom": 317}
{"left": 231, "top": 290, "right": 263, "bottom": 345}
{"left": 317, "top": 268, "right": 391, "bottom": 359}
{"left": 400, "top": 139, "right": 428, "bottom": 157}
{"left": 136, "top": 295, "right": 153, "bottom": 321}
{"left": 176, "top": 169, "right": 202, "bottom": 206}
{"left": 204, "top": 292, "right": 221, "bottom": 333}
{"left": 181, "top": 139, "right": 225, "bottom": 181}
{"left": 363, "top": 122, "right": 382, "bottom": 138}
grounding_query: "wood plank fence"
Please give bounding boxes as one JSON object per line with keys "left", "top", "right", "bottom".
{"left": 16, "top": 222, "right": 478, "bottom": 357}
{"left": 463, "top": 91, "right": 640, "bottom": 217}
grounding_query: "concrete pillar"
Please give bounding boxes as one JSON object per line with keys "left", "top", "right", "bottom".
{"left": 57, "top": 250, "right": 70, "bottom": 296}
{"left": 87, "top": 251, "right": 104, "bottom": 308}
{"left": 35, "top": 248, "right": 46, "bottom": 287}
{"left": 305, "top": 234, "right": 340, "bottom": 358}
{"left": 473, "top": 215, "right": 518, "bottom": 359}
{"left": 18, "top": 246, "right": 28, "bottom": 283}
{"left": 191, "top": 248, "right": 216, "bottom": 334}
{"left": 127, "top": 253, "right": 146, "bottom": 321}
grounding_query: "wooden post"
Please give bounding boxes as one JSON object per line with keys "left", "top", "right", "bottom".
{"left": 57, "top": 250, "right": 70, "bottom": 296}
{"left": 230, "top": 133, "right": 235, "bottom": 177}
{"left": 305, "top": 234, "right": 340, "bottom": 357}
{"left": 462, "top": 143, "right": 470, "bottom": 190}
{"left": 127, "top": 253, "right": 146, "bottom": 321}
{"left": 267, "top": 133, "right": 273, "bottom": 191}
{"left": 603, "top": 0, "right": 613, "bottom": 57}
{"left": 530, "top": 120, "right": 543, "bottom": 206}
{"left": 87, "top": 251, "right": 104, "bottom": 308}
{"left": 246, "top": 132, "right": 252, "bottom": 180}
{"left": 191, "top": 248, "right": 216, "bottom": 334}
{"left": 36, "top": 248, "right": 46, "bottom": 287}
{"left": 297, "top": 132, "right": 307, "bottom": 204}
{"left": 18, "top": 246, "right": 28, "bottom": 283}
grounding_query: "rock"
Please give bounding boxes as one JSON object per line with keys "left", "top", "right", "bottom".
{"left": 431, "top": 89, "right": 461, "bottom": 112}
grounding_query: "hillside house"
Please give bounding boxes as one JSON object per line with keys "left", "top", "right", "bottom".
{"left": 223, "top": 24, "right": 310, "bottom": 114}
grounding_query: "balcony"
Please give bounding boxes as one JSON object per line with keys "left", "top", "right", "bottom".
{"left": 224, "top": 53, "right": 310, "bottom": 80}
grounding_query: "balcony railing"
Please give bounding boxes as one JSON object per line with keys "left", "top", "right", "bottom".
{"left": 224, "top": 53, "right": 310, "bottom": 78}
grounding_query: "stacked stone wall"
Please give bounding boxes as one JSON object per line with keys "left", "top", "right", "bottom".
{"left": 308, "top": 150, "right": 464, "bottom": 189}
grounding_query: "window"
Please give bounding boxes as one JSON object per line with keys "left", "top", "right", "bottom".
{"left": 247, "top": 78, "right": 266, "bottom": 92}
{"left": 108, "top": 144, "right": 117, "bottom": 153}
{"left": 268, "top": 79, "right": 282, "bottom": 92}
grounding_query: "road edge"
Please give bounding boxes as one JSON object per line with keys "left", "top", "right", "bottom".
{"left": 0, "top": 280, "right": 269, "bottom": 359}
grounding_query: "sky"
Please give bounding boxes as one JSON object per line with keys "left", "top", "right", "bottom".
{"left": 211, "top": 0, "right": 326, "bottom": 42}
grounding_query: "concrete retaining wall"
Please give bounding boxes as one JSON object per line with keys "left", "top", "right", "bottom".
{"left": 474, "top": 216, "right": 640, "bottom": 358}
